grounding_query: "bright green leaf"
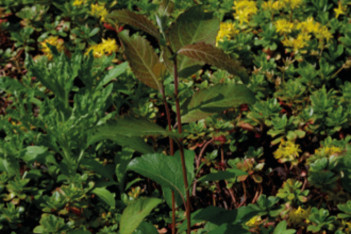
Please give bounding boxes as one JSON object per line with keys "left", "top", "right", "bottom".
{"left": 120, "top": 197, "right": 161, "bottom": 234}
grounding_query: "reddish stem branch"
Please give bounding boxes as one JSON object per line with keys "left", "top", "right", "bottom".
{"left": 173, "top": 57, "right": 191, "bottom": 234}
{"left": 161, "top": 87, "right": 176, "bottom": 234}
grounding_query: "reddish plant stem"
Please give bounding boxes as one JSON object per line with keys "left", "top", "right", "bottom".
{"left": 161, "top": 87, "right": 176, "bottom": 234}
{"left": 173, "top": 57, "right": 191, "bottom": 234}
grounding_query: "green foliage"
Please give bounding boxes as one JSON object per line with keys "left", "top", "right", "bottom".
{"left": 1, "top": 0, "right": 351, "bottom": 233}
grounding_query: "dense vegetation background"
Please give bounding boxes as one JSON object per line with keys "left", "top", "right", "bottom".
{"left": 1, "top": 0, "right": 351, "bottom": 233}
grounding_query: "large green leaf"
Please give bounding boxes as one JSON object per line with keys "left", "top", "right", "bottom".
{"left": 128, "top": 150, "right": 195, "bottom": 201}
{"left": 120, "top": 197, "right": 161, "bottom": 234}
{"left": 168, "top": 6, "right": 219, "bottom": 52}
{"left": 181, "top": 84, "right": 256, "bottom": 123}
{"left": 167, "top": 6, "right": 219, "bottom": 77}
{"left": 118, "top": 31, "right": 166, "bottom": 91}
{"left": 107, "top": 10, "right": 161, "bottom": 40}
{"left": 178, "top": 42, "right": 249, "bottom": 83}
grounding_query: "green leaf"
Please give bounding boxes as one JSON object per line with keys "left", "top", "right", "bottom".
{"left": 168, "top": 6, "right": 219, "bottom": 52}
{"left": 88, "top": 118, "right": 180, "bottom": 153}
{"left": 22, "top": 146, "right": 48, "bottom": 163}
{"left": 80, "top": 158, "right": 114, "bottom": 180}
{"left": 182, "top": 84, "right": 255, "bottom": 123}
{"left": 178, "top": 42, "right": 249, "bottom": 83}
{"left": 90, "top": 118, "right": 179, "bottom": 139}
{"left": 91, "top": 187, "right": 115, "bottom": 207}
{"left": 198, "top": 170, "right": 247, "bottom": 182}
{"left": 167, "top": 6, "right": 219, "bottom": 77}
{"left": 118, "top": 31, "right": 166, "bottom": 91}
{"left": 133, "top": 222, "right": 158, "bottom": 234}
{"left": 98, "top": 62, "right": 128, "bottom": 88}
{"left": 107, "top": 10, "right": 161, "bottom": 40}
{"left": 128, "top": 150, "right": 195, "bottom": 200}
{"left": 120, "top": 197, "right": 161, "bottom": 234}
{"left": 273, "top": 221, "right": 296, "bottom": 234}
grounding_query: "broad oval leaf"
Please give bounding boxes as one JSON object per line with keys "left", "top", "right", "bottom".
{"left": 127, "top": 150, "right": 195, "bottom": 201}
{"left": 178, "top": 42, "right": 249, "bottom": 83}
{"left": 118, "top": 31, "right": 166, "bottom": 91}
{"left": 166, "top": 6, "right": 219, "bottom": 77}
{"left": 120, "top": 197, "right": 161, "bottom": 234}
{"left": 107, "top": 10, "right": 161, "bottom": 40}
{"left": 168, "top": 6, "right": 219, "bottom": 52}
{"left": 181, "top": 84, "right": 256, "bottom": 123}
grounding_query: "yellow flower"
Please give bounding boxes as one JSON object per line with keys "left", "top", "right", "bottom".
{"left": 315, "top": 146, "right": 343, "bottom": 157}
{"left": 334, "top": 1, "right": 347, "bottom": 18}
{"left": 40, "top": 36, "right": 64, "bottom": 60}
{"left": 283, "top": 0, "right": 303, "bottom": 9}
{"left": 85, "top": 38, "right": 119, "bottom": 58}
{"left": 288, "top": 206, "right": 311, "bottom": 225}
{"left": 274, "top": 19, "right": 294, "bottom": 34}
{"left": 282, "top": 33, "right": 310, "bottom": 54}
{"left": 262, "top": 0, "right": 284, "bottom": 11}
{"left": 216, "top": 21, "right": 239, "bottom": 45}
{"left": 73, "top": 0, "right": 86, "bottom": 6}
{"left": 233, "top": 0, "right": 257, "bottom": 25}
{"left": 90, "top": 3, "right": 108, "bottom": 22}
{"left": 245, "top": 215, "right": 262, "bottom": 227}
{"left": 274, "top": 139, "right": 302, "bottom": 165}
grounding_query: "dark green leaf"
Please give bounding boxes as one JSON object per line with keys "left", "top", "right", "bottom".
{"left": 167, "top": 6, "right": 219, "bottom": 76}
{"left": 107, "top": 10, "right": 161, "bottom": 40}
{"left": 182, "top": 84, "right": 255, "bottom": 123}
{"left": 178, "top": 42, "right": 249, "bottom": 83}
{"left": 120, "top": 197, "right": 161, "bottom": 234}
{"left": 168, "top": 6, "right": 219, "bottom": 52}
{"left": 198, "top": 170, "right": 247, "bottom": 182}
{"left": 133, "top": 222, "right": 158, "bottom": 234}
{"left": 118, "top": 31, "right": 166, "bottom": 91}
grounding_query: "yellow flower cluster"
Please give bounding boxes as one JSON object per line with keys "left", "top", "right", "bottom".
{"left": 334, "top": 1, "right": 347, "bottom": 18}
{"left": 85, "top": 38, "right": 118, "bottom": 58}
{"left": 282, "top": 33, "right": 311, "bottom": 54}
{"left": 233, "top": 0, "right": 257, "bottom": 25}
{"left": 40, "top": 36, "right": 64, "bottom": 60}
{"left": 274, "top": 140, "right": 301, "bottom": 165}
{"left": 315, "top": 145, "right": 343, "bottom": 157}
{"left": 288, "top": 206, "right": 311, "bottom": 225}
{"left": 73, "top": 0, "right": 87, "bottom": 6}
{"left": 245, "top": 215, "right": 262, "bottom": 227}
{"left": 262, "top": 0, "right": 303, "bottom": 11}
{"left": 297, "top": 17, "right": 333, "bottom": 42}
{"left": 216, "top": 21, "right": 239, "bottom": 45}
{"left": 90, "top": 3, "right": 108, "bottom": 22}
{"left": 274, "top": 19, "right": 294, "bottom": 35}
{"left": 274, "top": 17, "right": 333, "bottom": 53}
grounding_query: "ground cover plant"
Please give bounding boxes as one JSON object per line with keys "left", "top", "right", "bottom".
{"left": 1, "top": 0, "right": 351, "bottom": 233}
